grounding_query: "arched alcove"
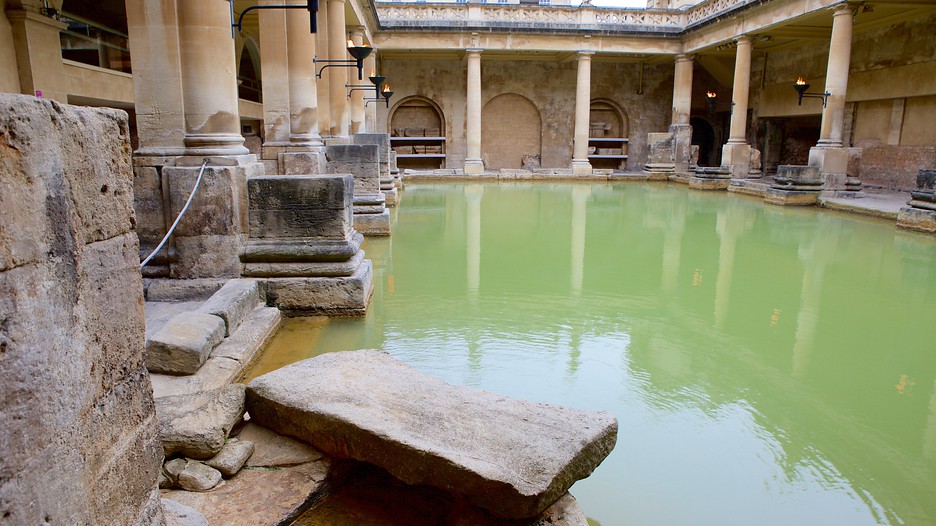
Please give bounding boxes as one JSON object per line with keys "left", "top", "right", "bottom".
{"left": 690, "top": 116, "right": 716, "bottom": 167}
{"left": 588, "top": 99, "right": 629, "bottom": 170}
{"left": 237, "top": 37, "right": 262, "bottom": 103}
{"left": 389, "top": 96, "right": 446, "bottom": 169}
{"left": 481, "top": 93, "right": 541, "bottom": 170}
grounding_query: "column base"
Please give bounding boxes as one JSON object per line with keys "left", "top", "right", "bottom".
{"left": 721, "top": 142, "right": 752, "bottom": 179}
{"left": 183, "top": 133, "right": 249, "bottom": 156}
{"left": 689, "top": 166, "right": 731, "bottom": 191}
{"left": 464, "top": 159, "right": 485, "bottom": 175}
{"left": 643, "top": 163, "right": 674, "bottom": 181}
{"left": 571, "top": 159, "right": 593, "bottom": 176}
{"left": 263, "top": 260, "right": 374, "bottom": 315}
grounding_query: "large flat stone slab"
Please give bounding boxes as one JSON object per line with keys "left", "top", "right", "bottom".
{"left": 146, "top": 311, "right": 226, "bottom": 375}
{"left": 246, "top": 350, "right": 617, "bottom": 519}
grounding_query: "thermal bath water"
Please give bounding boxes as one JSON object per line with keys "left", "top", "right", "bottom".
{"left": 246, "top": 182, "right": 936, "bottom": 525}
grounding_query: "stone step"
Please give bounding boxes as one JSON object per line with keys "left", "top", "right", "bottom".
{"left": 245, "top": 349, "right": 617, "bottom": 519}
{"left": 197, "top": 279, "right": 262, "bottom": 337}
{"left": 146, "top": 312, "right": 226, "bottom": 375}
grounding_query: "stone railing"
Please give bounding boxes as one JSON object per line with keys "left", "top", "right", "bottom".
{"left": 374, "top": 0, "right": 762, "bottom": 32}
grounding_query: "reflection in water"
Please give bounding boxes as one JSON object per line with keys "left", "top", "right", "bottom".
{"left": 252, "top": 183, "right": 936, "bottom": 525}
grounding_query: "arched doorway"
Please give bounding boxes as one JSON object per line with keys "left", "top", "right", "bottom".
{"left": 482, "top": 93, "right": 541, "bottom": 170}
{"left": 389, "top": 96, "right": 446, "bottom": 170}
{"left": 690, "top": 117, "right": 716, "bottom": 167}
{"left": 237, "top": 38, "right": 262, "bottom": 103}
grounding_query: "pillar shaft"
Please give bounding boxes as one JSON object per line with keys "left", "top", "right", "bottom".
{"left": 287, "top": 0, "right": 321, "bottom": 146}
{"left": 364, "top": 52, "right": 377, "bottom": 133}
{"left": 259, "top": 5, "right": 290, "bottom": 147}
{"left": 349, "top": 27, "right": 367, "bottom": 135}
{"left": 327, "top": 0, "right": 348, "bottom": 137}
{"left": 126, "top": 0, "right": 185, "bottom": 156}
{"left": 818, "top": 4, "right": 854, "bottom": 147}
{"left": 176, "top": 0, "right": 246, "bottom": 154}
{"left": 727, "top": 36, "right": 752, "bottom": 144}
{"left": 464, "top": 48, "right": 484, "bottom": 174}
{"left": 316, "top": 0, "right": 331, "bottom": 135}
{"left": 572, "top": 51, "right": 593, "bottom": 174}
{"left": 671, "top": 54, "right": 693, "bottom": 126}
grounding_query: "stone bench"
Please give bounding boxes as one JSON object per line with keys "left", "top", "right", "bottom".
{"left": 245, "top": 349, "right": 617, "bottom": 519}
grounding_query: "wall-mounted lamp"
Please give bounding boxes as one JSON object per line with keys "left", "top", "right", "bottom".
{"left": 347, "top": 69, "right": 388, "bottom": 100}
{"left": 315, "top": 40, "right": 372, "bottom": 80}
{"left": 793, "top": 77, "right": 830, "bottom": 107}
{"left": 230, "top": 0, "right": 318, "bottom": 38}
{"left": 364, "top": 79, "right": 393, "bottom": 109}
{"left": 705, "top": 91, "right": 734, "bottom": 114}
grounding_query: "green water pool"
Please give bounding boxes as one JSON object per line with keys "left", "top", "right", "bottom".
{"left": 247, "top": 182, "right": 936, "bottom": 525}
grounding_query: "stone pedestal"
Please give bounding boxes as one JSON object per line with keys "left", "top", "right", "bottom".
{"left": 353, "top": 133, "right": 398, "bottom": 206}
{"left": 162, "top": 156, "right": 263, "bottom": 279}
{"left": 764, "top": 165, "right": 822, "bottom": 206}
{"left": 643, "top": 132, "right": 675, "bottom": 180}
{"left": 326, "top": 144, "right": 391, "bottom": 236}
{"left": 242, "top": 175, "right": 373, "bottom": 314}
{"left": 897, "top": 169, "right": 936, "bottom": 233}
{"left": 722, "top": 142, "right": 752, "bottom": 179}
{"left": 690, "top": 166, "right": 731, "bottom": 190}
{"left": 808, "top": 146, "right": 850, "bottom": 194}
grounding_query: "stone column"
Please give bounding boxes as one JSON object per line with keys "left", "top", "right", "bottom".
{"left": 721, "top": 36, "right": 753, "bottom": 178}
{"left": 126, "top": 0, "right": 187, "bottom": 275}
{"left": 287, "top": 1, "right": 322, "bottom": 147}
{"left": 176, "top": 0, "right": 246, "bottom": 155}
{"left": 364, "top": 53, "right": 378, "bottom": 132}
{"left": 571, "top": 51, "right": 594, "bottom": 176}
{"left": 808, "top": 3, "right": 857, "bottom": 192}
{"left": 464, "top": 48, "right": 485, "bottom": 175}
{"left": 671, "top": 54, "right": 693, "bottom": 126}
{"left": 316, "top": 0, "right": 331, "bottom": 136}
{"left": 327, "top": 0, "right": 349, "bottom": 137}
{"left": 259, "top": 4, "right": 290, "bottom": 167}
{"left": 126, "top": 0, "right": 185, "bottom": 157}
{"left": 350, "top": 26, "right": 367, "bottom": 134}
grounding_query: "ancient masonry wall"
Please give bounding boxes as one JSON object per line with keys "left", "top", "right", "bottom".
{"left": 0, "top": 94, "right": 164, "bottom": 525}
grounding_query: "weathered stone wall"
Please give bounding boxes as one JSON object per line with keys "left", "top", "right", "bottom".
{"left": 0, "top": 94, "right": 164, "bottom": 525}
{"left": 379, "top": 57, "right": 671, "bottom": 171}
{"left": 0, "top": 1, "right": 21, "bottom": 94}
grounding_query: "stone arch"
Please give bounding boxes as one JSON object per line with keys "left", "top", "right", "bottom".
{"left": 481, "top": 93, "right": 542, "bottom": 170}
{"left": 236, "top": 37, "right": 262, "bottom": 103}
{"left": 589, "top": 98, "right": 629, "bottom": 138}
{"left": 388, "top": 96, "right": 445, "bottom": 137}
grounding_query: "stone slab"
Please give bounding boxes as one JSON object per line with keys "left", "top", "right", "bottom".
{"left": 205, "top": 438, "right": 255, "bottom": 477}
{"left": 160, "top": 459, "right": 331, "bottom": 526}
{"left": 235, "top": 423, "right": 325, "bottom": 468}
{"left": 897, "top": 207, "right": 936, "bottom": 233}
{"left": 143, "top": 278, "right": 228, "bottom": 302}
{"left": 249, "top": 174, "right": 352, "bottom": 212}
{"left": 245, "top": 349, "right": 617, "bottom": 519}
{"left": 244, "top": 250, "right": 366, "bottom": 278}
{"left": 241, "top": 233, "right": 363, "bottom": 263}
{"left": 151, "top": 356, "right": 242, "bottom": 399}
{"left": 209, "top": 306, "right": 283, "bottom": 367}
{"left": 162, "top": 498, "right": 209, "bottom": 526}
{"left": 197, "top": 279, "right": 261, "bottom": 337}
{"left": 156, "top": 384, "right": 246, "bottom": 460}
{"left": 146, "top": 312, "right": 226, "bottom": 375}
{"left": 764, "top": 188, "right": 820, "bottom": 206}
{"left": 689, "top": 177, "right": 731, "bottom": 190}
{"left": 263, "top": 260, "right": 374, "bottom": 315}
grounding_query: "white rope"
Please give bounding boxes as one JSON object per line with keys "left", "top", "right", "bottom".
{"left": 140, "top": 159, "right": 209, "bottom": 269}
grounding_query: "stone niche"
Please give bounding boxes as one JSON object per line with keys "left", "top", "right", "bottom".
{"left": 0, "top": 94, "right": 164, "bottom": 524}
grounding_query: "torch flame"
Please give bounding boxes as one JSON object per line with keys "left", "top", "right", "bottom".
{"left": 370, "top": 67, "right": 375, "bottom": 77}
{"left": 796, "top": 76, "right": 806, "bottom": 85}
{"left": 383, "top": 84, "right": 391, "bottom": 92}
{"left": 706, "top": 91, "right": 717, "bottom": 99}
{"left": 347, "top": 39, "right": 354, "bottom": 48}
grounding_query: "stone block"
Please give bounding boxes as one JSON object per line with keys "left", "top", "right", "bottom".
{"left": 689, "top": 177, "right": 731, "bottom": 190}
{"left": 144, "top": 278, "right": 228, "bottom": 301}
{"left": 155, "top": 384, "right": 246, "bottom": 459}
{"left": 146, "top": 311, "right": 226, "bottom": 375}
{"left": 249, "top": 174, "right": 352, "bottom": 211}
{"left": 383, "top": 187, "right": 399, "bottom": 206}
{"left": 205, "top": 438, "right": 255, "bottom": 477}
{"left": 808, "top": 146, "right": 848, "bottom": 176}
{"left": 353, "top": 209, "right": 392, "bottom": 236}
{"left": 170, "top": 234, "right": 247, "bottom": 279}
{"left": 764, "top": 188, "right": 820, "bottom": 206}
{"left": 917, "top": 169, "right": 936, "bottom": 191}
{"left": 246, "top": 349, "right": 617, "bottom": 519}
{"left": 326, "top": 143, "right": 379, "bottom": 164}
{"left": 897, "top": 207, "right": 936, "bottom": 233}
{"left": 164, "top": 165, "right": 248, "bottom": 238}
{"left": 244, "top": 250, "right": 367, "bottom": 278}
{"left": 249, "top": 206, "right": 353, "bottom": 241}
{"left": 133, "top": 165, "right": 168, "bottom": 249}
{"left": 646, "top": 132, "right": 675, "bottom": 164}
{"left": 280, "top": 151, "right": 325, "bottom": 176}
{"left": 0, "top": 94, "right": 160, "bottom": 525}
{"left": 208, "top": 307, "right": 283, "bottom": 366}
{"left": 263, "top": 259, "right": 374, "bottom": 314}
{"left": 197, "top": 279, "right": 261, "bottom": 337}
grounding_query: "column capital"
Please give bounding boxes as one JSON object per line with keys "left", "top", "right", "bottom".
{"left": 577, "top": 50, "right": 595, "bottom": 57}
{"left": 831, "top": 2, "right": 858, "bottom": 16}
{"left": 350, "top": 25, "right": 365, "bottom": 37}
{"left": 675, "top": 53, "right": 694, "bottom": 63}
{"left": 734, "top": 34, "right": 753, "bottom": 45}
